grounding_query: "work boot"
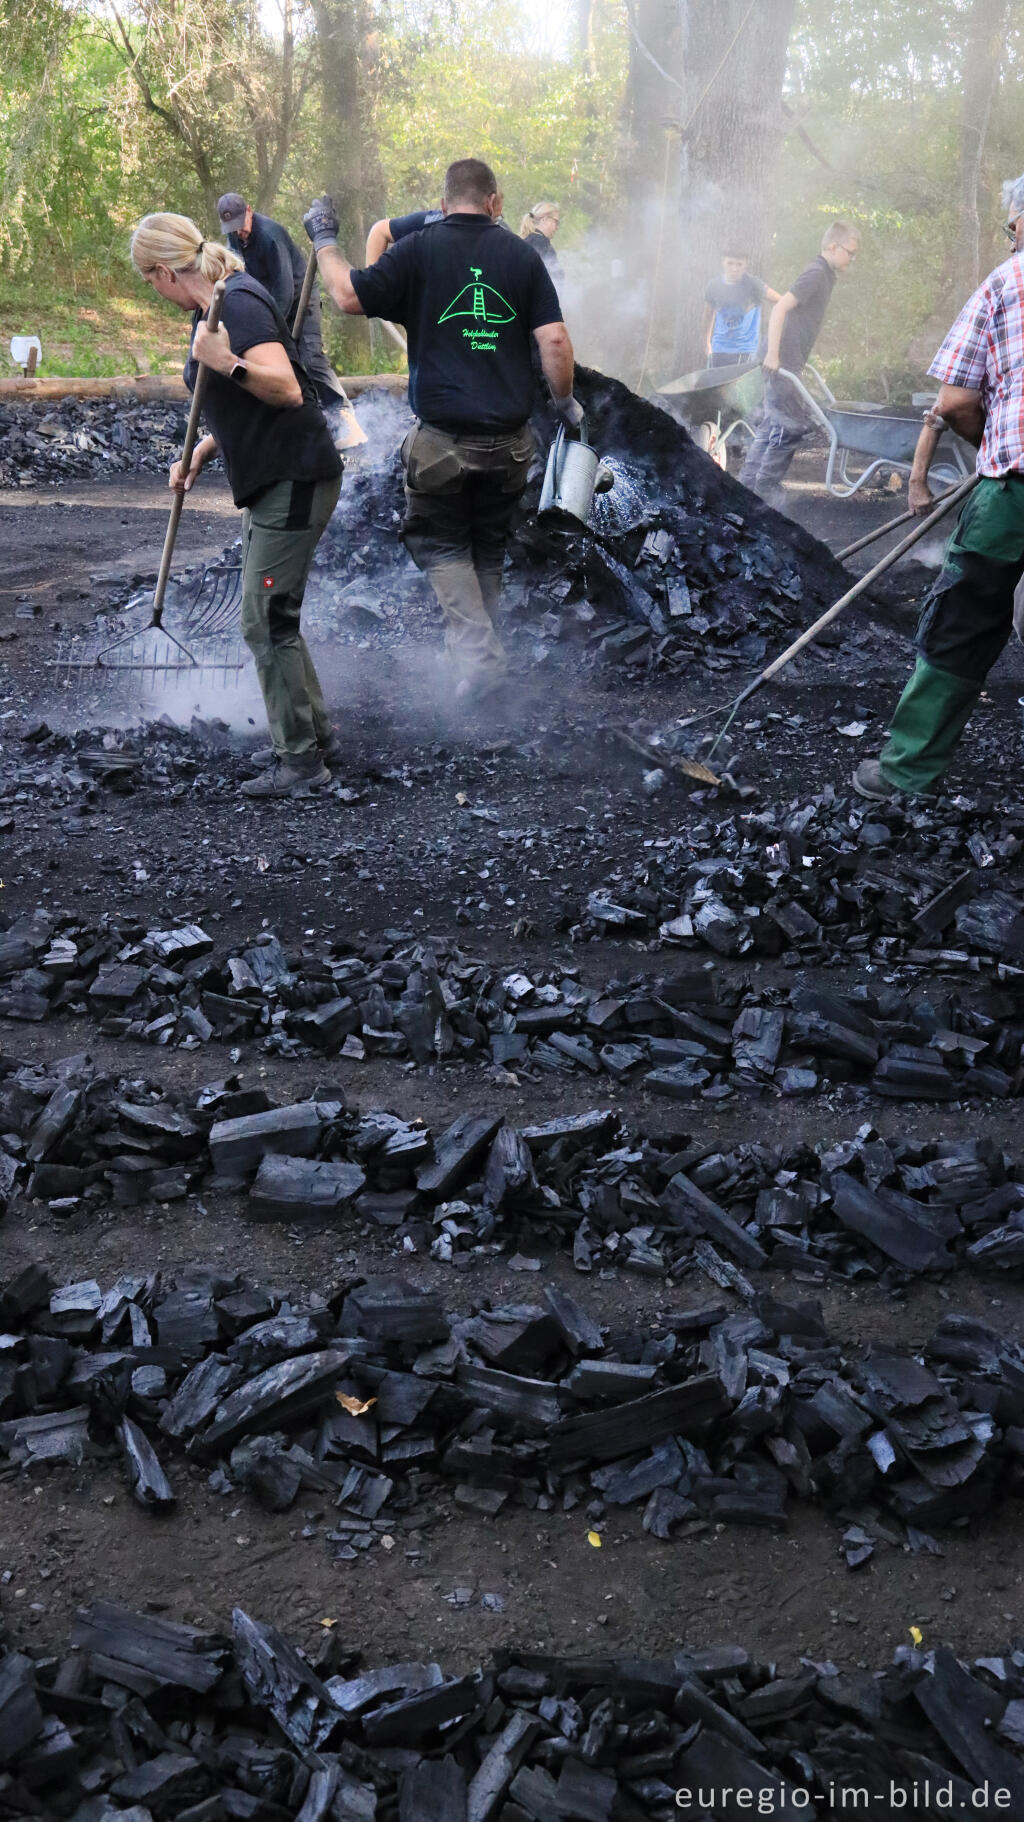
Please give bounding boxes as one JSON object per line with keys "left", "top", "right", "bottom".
{"left": 240, "top": 755, "right": 331, "bottom": 799}
{"left": 249, "top": 730, "right": 345, "bottom": 770}
{"left": 454, "top": 670, "right": 510, "bottom": 708}
{"left": 852, "top": 759, "right": 933, "bottom": 803}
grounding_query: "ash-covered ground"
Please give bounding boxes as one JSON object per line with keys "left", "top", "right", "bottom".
{"left": 2, "top": 373, "right": 1024, "bottom": 1815}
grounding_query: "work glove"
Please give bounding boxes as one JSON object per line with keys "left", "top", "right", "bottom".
{"left": 552, "top": 392, "right": 585, "bottom": 431}
{"left": 303, "top": 196, "right": 340, "bottom": 251}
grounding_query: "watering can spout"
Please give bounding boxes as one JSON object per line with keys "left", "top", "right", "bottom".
{"left": 538, "top": 416, "right": 614, "bottom": 530}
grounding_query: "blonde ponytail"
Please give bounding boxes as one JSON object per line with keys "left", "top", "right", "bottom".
{"left": 519, "top": 202, "right": 558, "bottom": 238}
{"left": 130, "top": 212, "right": 244, "bottom": 280}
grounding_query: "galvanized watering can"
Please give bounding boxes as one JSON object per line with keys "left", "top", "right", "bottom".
{"left": 538, "top": 418, "right": 615, "bottom": 530}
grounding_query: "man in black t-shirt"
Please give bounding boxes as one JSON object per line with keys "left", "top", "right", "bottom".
{"left": 217, "top": 192, "right": 345, "bottom": 408}
{"left": 739, "top": 219, "right": 860, "bottom": 510}
{"left": 305, "top": 159, "right": 580, "bottom": 699}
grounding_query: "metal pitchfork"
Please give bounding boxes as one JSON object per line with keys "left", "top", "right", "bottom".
{"left": 679, "top": 471, "right": 979, "bottom": 784}
{"left": 92, "top": 280, "right": 227, "bottom": 670}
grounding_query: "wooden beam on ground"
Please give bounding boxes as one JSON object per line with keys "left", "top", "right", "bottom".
{"left": 0, "top": 373, "right": 409, "bottom": 401}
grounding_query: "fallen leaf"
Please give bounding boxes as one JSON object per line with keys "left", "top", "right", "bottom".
{"left": 909, "top": 1624, "right": 924, "bottom": 1647}
{"left": 456, "top": 791, "right": 469, "bottom": 806}
{"left": 837, "top": 721, "right": 868, "bottom": 738}
{"left": 320, "top": 1617, "right": 337, "bottom": 1628}
{"left": 587, "top": 1530, "right": 602, "bottom": 1549}
{"left": 256, "top": 855, "right": 269, "bottom": 872}
{"left": 336, "top": 1393, "right": 377, "bottom": 1417}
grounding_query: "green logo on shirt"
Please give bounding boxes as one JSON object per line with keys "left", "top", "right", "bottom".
{"left": 439, "top": 266, "right": 516, "bottom": 352}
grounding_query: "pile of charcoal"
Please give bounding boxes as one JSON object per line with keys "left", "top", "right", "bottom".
{"left": 3, "top": 1257, "right": 1024, "bottom": 1553}
{"left": 5, "top": 1045, "right": 1024, "bottom": 1283}
{"left": 0, "top": 397, "right": 189, "bottom": 488}
{"left": 2, "top": 904, "right": 1023, "bottom": 1102}
{"left": 4, "top": 1604, "right": 1024, "bottom": 1819}
{"left": 581, "top": 789, "right": 1024, "bottom": 966}
{"left": 310, "top": 367, "right": 873, "bottom": 680}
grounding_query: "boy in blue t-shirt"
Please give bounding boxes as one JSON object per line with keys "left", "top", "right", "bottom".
{"left": 702, "top": 251, "right": 779, "bottom": 368}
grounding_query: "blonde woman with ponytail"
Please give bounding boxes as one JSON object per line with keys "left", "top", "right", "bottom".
{"left": 518, "top": 202, "right": 563, "bottom": 283}
{"left": 131, "top": 212, "right": 343, "bottom": 798}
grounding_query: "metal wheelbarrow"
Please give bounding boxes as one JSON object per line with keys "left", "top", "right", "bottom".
{"left": 654, "top": 359, "right": 764, "bottom": 469}
{"left": 775, "top": 364, "right": 975, "bottom": 498}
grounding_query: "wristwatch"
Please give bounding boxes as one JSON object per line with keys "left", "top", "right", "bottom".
{"left": 229, "top": 359, "right": 249, "bottom": 386}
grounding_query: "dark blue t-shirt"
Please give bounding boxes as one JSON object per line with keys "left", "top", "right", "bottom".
{"left": 389, "top": 209, "right": 443, "bottom": 240}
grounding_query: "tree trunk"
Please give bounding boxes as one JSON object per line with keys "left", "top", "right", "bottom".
{"left": 673, "top": 0, "right": 796, "bottom": 372}
{"left": 954, "top": 0, "right": 1006, "bottom": 300}
{"left": 621, "top": 0, "right": 795, "bottom": 386}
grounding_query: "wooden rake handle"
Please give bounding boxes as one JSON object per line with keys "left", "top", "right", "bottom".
{"left": 152, "top": 278, "right": 226, "bottom": 626}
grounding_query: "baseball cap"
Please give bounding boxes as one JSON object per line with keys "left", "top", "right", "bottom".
{"left": 217, "top": 192, "right": 248, "bottom": 234}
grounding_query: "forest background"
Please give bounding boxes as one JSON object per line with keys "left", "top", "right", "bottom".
{"left": 0, "top": 0, "right": 1020, "bottom": 397}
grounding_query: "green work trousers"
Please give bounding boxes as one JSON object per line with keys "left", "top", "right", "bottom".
{"left": 240, "top": 473, "right": 342, "bottom": 761}
{"left": 879, "top": 473, "right": 1024, "bottom": 792}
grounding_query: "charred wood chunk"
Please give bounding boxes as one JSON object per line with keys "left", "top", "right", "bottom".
{"left": 416, "top": 1113, "right": 503, "bottom": 1197}
{"left": 549, "top": 1374, "right": 729, "bottom": 1467}
{"left": 249, "top": 1155, "right": 366, "bottom": 1222}
{"left": 208, "top": 1100, "right": 342, "bottom": 1176}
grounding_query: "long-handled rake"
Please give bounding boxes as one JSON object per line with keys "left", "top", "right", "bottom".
{"left": 90, "top": 281, "right": 227, "bottom": 671}
{"left": 677, "top": 471, "right": 979, "bottom": 784}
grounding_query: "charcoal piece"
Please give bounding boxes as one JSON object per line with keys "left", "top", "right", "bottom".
{"left": 554, "top": 1757, "right": 617, "bottom": 1820}
{"left": 914, "top": 871, "right": 976, "bottom": 937}
{"left": 508, "top": 1765, "right": 560, "bottom": 1818}
{"left": 675, "top": 1732, "right": 805, "bottom": 1820}
{"left": 565, "top": 1359, "right": 658, "bottom": 1400}
{"left": 595, "top": 1439, "right": 683, "bottom": 1505}
{"left": 830, "top": 1171, "right": 952, "bottom": 1272}
{"left": 230, "top": 1436, "right": 303, "bottom": 1511}
{"left": 402, "top": 1758, "right": 468, "bottom": 1822}
{"left": 644, "top": 1063, "right": 710, "bottom": 1101}
{"left": 550, "top": 1374, "right": 728, "bottom": 1466}
{"left": 232, "top": 1608, "right": 340, "bottom": 1751}
{"left": 467, "top": 1709, "right": 539, "bottom": 1821}
{"left": 456, "top": 1364, "right": 563, "bottom": 1433}
{"left": 731, "top": 1007, "right": 784, "bottom": 1075}
{"left": 4, "top": 1406, "right": 91, "bottom": 1464}
{"left": 0, "top": 1653, "right": 43, "bottom": 1767}
{"left": 0, "top": 1263, "right": 52, "bottom": 1324}
{"left": 200, "top": 1350, "right": 352, "bottom": 1456}
{"left": 72, "top": 1602, "right": 226, "bottom": 1693}
{"left": 483, "top": 1126, "right": 539, "bottom": 1211}
{"left": 662, "top": 1172, "right": 766, "bottom": 1269}
{"left": 327, "top": 1661, "right": 444, "bottom": 1715}
{"left": 294, "top": 1764, "right": 343, "bottom": 1822}
{"left": 967, "top": 1226, "right": 1024, "bottom": 1271}
{"left": 302, "top": 996, "right": 360, "bottom": 1049}
{"left": 872, "top": 1054, "right": 958, "bottom": 1100}
{"left": 455, "top": 1483, "right": 508, "bottom": 1514}
{"left": 362, "top": 1676, "right": 481, "bottom": 1746}
{"left": 119, "top": 1416, "right": 175, "bottom": 1511}
{"left": 643, "top": 1485, "right": 697, "bottom": 1536}
{"left": 416, "top": 1113, "right": 503, "bottom": 1197}
{"left": 956, "top": 890, "right": 1024, "bottom": 959}
{"left": 336, "top": 1463, "right": 394, "bottom": 1518}
{"left": 674, "top": 1677, "right": 763, "bottom": 1754}
{"left": 146, "top": 924, "right": 214, "bottom": 963}
{"left": 110, "top": 1751, "right": 204, "bottom": 1805}
{"left": 736, "top": 1670, "right": 815, "bottom": 1724}
{"left": 89, "top": 963, "right": 147, "bottom": 1005}
{"left": 113, "top": 1098, "right": 204, "bottom": 1156}
{"left": 208, "top": 1101, "right": 342, "bottom": 1175}
{"left": 25, "top": 1085, "right": 81, "bottom": 1164}
{"left": 913, "top": 1647, "right": 1024, "bottom": 1803}
{"left": 543, "top": 1286, "right": 603, "bottom": 1356}
{"left": 155, "top": 1289, "right": 221, "bottom": 1353}
{"left": 250, "top": 1155, "right": 366, "bottom": 1222}
{"left": 160, "top": 1355, "right": 239, "bottom": 1440}
{"left": 520, "top": 1110, "right": 616, "bottom": 1152}
{"left": 472, "top": 1311, "right": 563, "bottom": 1376}
{"left": 342, "top": 1277, "right": 449, "bottom": 1345}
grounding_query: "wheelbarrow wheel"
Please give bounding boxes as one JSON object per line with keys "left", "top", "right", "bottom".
{"left": 696, "top": 420, "right": 729, "bottom": 472}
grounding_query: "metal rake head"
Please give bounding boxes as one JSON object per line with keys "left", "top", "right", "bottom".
{"left": 181, "top": 559, "right": 243, "bottom": 635}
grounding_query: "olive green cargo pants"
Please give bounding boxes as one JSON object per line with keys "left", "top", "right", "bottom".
{"left": 240, "top": 473, "right": 342, "bottom": 760}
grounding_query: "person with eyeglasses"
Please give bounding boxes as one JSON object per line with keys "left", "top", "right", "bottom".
{"left": 739, "top": 219, "right": 860, "bottom": 509}
{"left": 853, "top": 173, "right": 1024, "bottom": 802}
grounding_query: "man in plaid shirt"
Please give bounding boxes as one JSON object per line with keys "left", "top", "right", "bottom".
{"left": 854, "top": 171, "right": 1024, "bottom": 801}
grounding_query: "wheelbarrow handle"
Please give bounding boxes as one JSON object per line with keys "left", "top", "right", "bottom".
{"left": 292, "top": 248, "right": 318, "bottom": 343}
{"left": 154, "top": 279, "right": 226, "bottom": 623}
